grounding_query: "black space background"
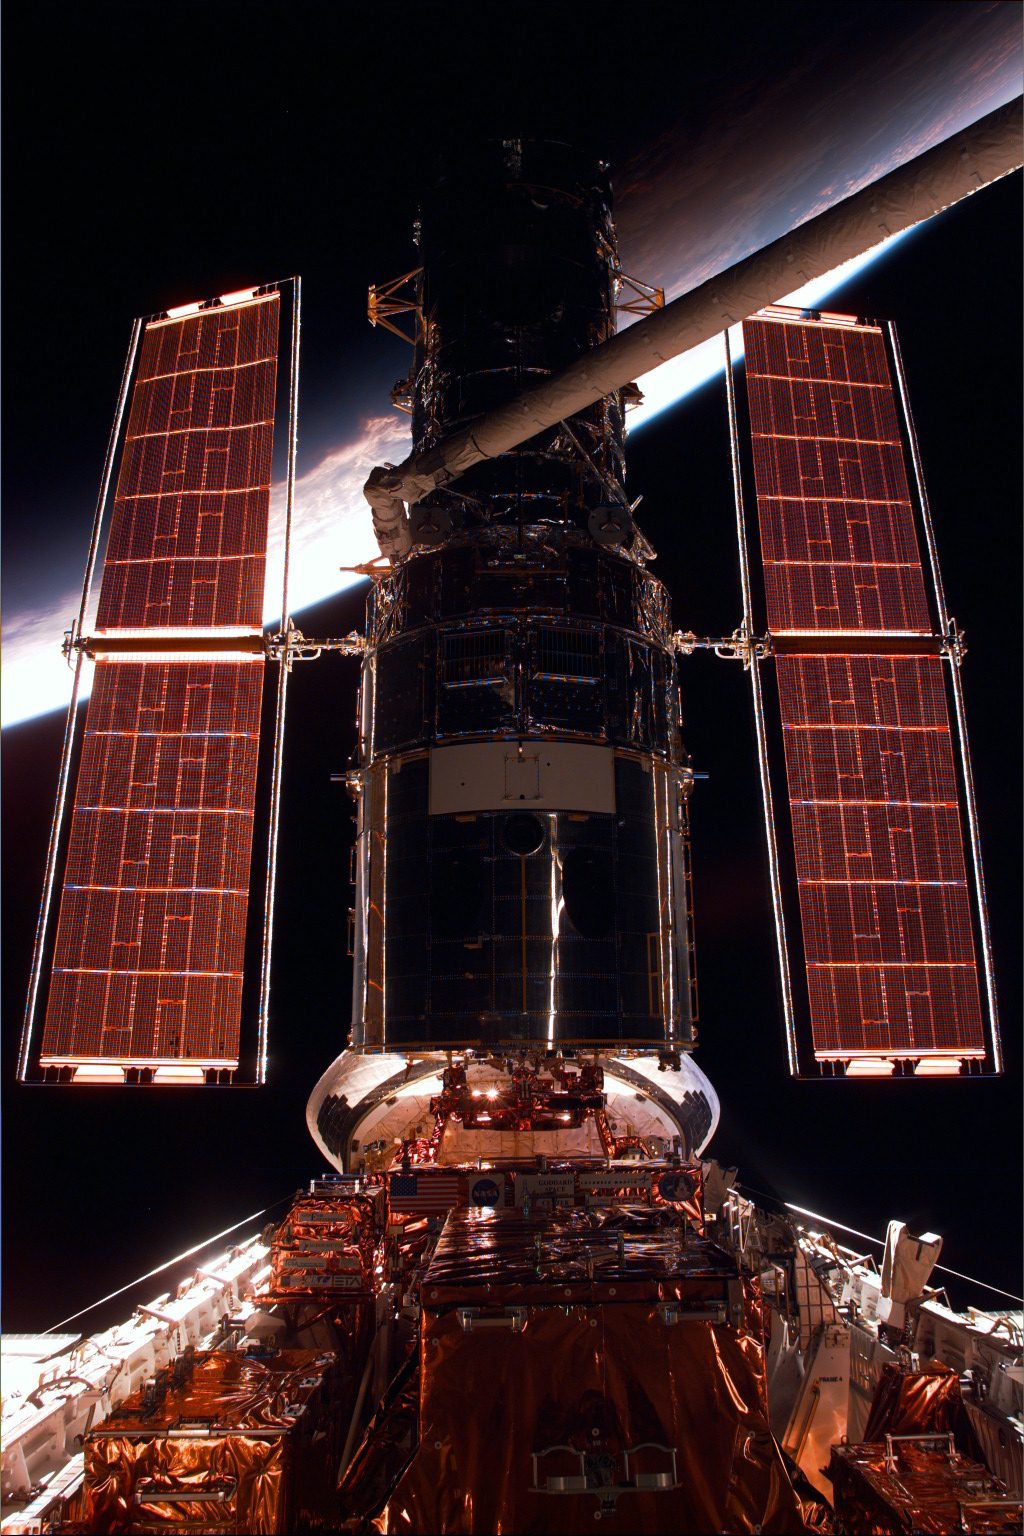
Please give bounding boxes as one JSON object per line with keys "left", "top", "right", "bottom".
{"left": 2, "top": 3, "right": 1020, "bottom": 1334}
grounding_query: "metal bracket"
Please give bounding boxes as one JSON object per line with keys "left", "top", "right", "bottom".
{"left": 624, "top": 1443, "right": 679, "bottom": 1492}
{"left": 265, "top": 627, "right": 366, "bottom": 667}
{"left": 942, "top": 620, "right": 968, "bottom": 666}
{"left": 728, "top": 1276, "right": 746, "bottom": 1330}
{"left": 614, "top": 271, "right": 666, "bottom": 317}
{"left": 594, "top": 233, "right": 666, "bottom": 319}
{"left": 884, "top": 1431, "right": 955, "bottom": 1472}
{"left": 671, "top": 626, "right": 768, "bottom": 668}
{"left": 531, "top": 1446, "right": 588, "bottom": 1493}
{"left": 457, "top": 1306, "right": 527, "bottom": 1333}
{"left": 657, "top": 1301, "right": 727, "bottom": 1326}
{"left": 136, "top": 1478, "right": 235, "bottom": 1503}
{"left": 367, "top": 267, "right": 423, "bottom": 345}
{"left": 531, "top": 1442, "right": 679, "bottom": 1512}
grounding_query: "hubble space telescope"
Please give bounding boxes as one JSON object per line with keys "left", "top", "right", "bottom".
{"left": 19, "top": 120, "right": 1012, "bottom": 1136}
{"left": 6, "top": 104, "right": 1022, "bottom": 1536}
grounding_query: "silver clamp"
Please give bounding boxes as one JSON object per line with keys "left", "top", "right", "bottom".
{"left": 456, "top": 1305, "right": 527, "bottom": 1333}
{"left": 531, "top": 1442, "right": 680, "bottom": 1514}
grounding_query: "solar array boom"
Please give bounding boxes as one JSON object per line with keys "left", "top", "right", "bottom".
{"left": 887, "top": 323, "right": 1002, "bottom": 1073}
{"left": 20, "top": 285, "right": 297, "bottom": 1085}
{"left": 737, "top": 307, "right": 996, "bottom": 1077}
{"left": 722, "top": 327, "right": 799, "bottom": 1075}
{"left": 257, "top": 275, "right": 302, "bottom": 1085}
{"left": 17, "top": 319, "right": 144, "bottom": 1082}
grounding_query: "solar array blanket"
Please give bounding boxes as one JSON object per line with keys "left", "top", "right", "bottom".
{"left": 744, "top": 313, "right": 984, "bottom": 1067}
{"left": 40, "top": 294, "right": 280, "bottom": 1074}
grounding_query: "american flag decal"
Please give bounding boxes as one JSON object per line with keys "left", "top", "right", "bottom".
{"left": 389, "top": 1170, "right": 463, "bottom": 1215}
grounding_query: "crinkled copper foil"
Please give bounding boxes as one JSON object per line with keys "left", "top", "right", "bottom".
{"left": 862, "top": 1360, "right": 962, "bottom": 1442}
{"left": 85, "top": 1434, "right": 284, "bottom": 1532}
{"left": 831, "top": 1441, "right": 1023, "bottom": 1534}
{"left": 368, "top": 1208, "right": 808, "bottom": 1533}
{"left": 419, "top": 1204, "right": 737, "bottom": 1306}
{"left": 80, "top": 1351, "right": 344, "bottom": 1533}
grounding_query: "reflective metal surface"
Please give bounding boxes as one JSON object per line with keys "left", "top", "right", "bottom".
{"left": 78, "top": 1351, "right": 345, "bottom": 1534}
{"left": 367, "top": 1208, "right": 808, "bottom": 1533}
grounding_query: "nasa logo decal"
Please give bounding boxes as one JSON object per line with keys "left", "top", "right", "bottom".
{"left": 470, "top": 1177, "right": 501, "bottom": 1207}
{"left": 657, "top": 1172, "right": 690, "bottom": 1203}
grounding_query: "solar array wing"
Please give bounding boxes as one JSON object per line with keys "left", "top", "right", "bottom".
{"left": 96, "top": 297, "right": 280, "bottom": 633}
{"left": 35, "top": 292, "right": 283, "bottom": 1083}
{"left": 742, "top": 309, "right": 989, "bottom": 1076}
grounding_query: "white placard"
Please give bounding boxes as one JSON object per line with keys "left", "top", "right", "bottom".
{"left": 514, "top": 1172, "right": 575, "bottom": 1206}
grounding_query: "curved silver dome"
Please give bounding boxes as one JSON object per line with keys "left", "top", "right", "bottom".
{"left": 307, "top": 1048, "right": 719, "bottom": 1174}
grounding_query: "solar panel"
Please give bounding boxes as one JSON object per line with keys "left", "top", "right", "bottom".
{"left": 21, "top": 287, "right": 295, "bottom": 1085}
{"left": 39, "top": 661, "right": 263, "bottom": 1074}
{"left": 741, "top": 310, "right": 991, "bottom": 1074}
{"left": 776, "top": 653, "right": 984, "bottom": 1061}
{"left": 95, "top": 295, "right": 280, "bottom": 633}
{"left": 744, "top": 313, "right": 931, "bottom": 635}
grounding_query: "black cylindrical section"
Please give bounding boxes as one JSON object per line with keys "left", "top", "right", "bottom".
{"left": 366, "top": 756, "right": 681, "bottom": 1047}
{"left": 409, "top": 140, "right": 626, "bottom": 536}
{"left": 363, "top": 540, "right": 676, "bottom": 756}
{"left": 350, "top": 144, "right": 696, "bottom": 1053}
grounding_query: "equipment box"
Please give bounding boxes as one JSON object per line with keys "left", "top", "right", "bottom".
{"left": 831, "top": 1436, "right": 1024, "bottom": 1534}
{"left": 378, "top": 1207, "right": 808, "bottom": 1533}
{"left": 268, "top": 1191, "right": 384, "bottom": 1298}
{"left": 78, "top": 1349, "right": 344, "bottom": 1533}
